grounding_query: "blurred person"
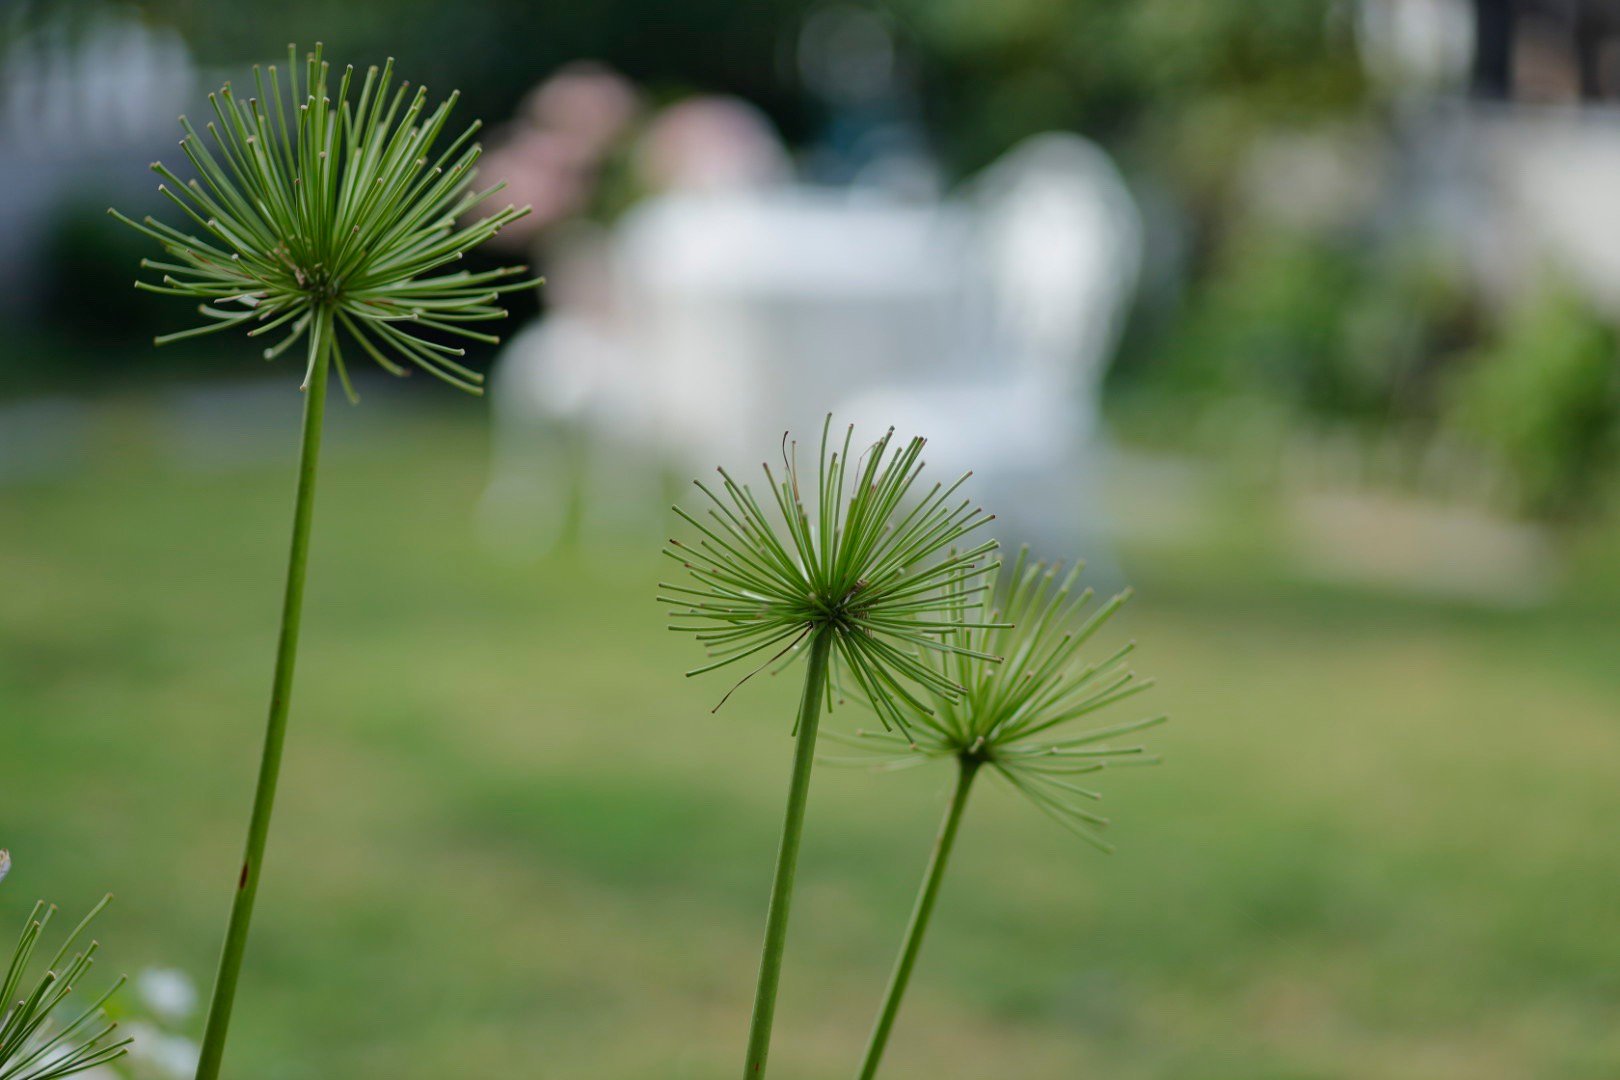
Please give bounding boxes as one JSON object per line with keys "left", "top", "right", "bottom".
{"left": 475, "top": 62, "right": 643, "bottom": 249}
{"left": 635, "top": 96, "right": 792, "bottom": 194}
{"left": 526, "top": 60, "right": 642, "bottom": 161}
{"left": 482, "top": 92, "right": 796, "bottom": 554}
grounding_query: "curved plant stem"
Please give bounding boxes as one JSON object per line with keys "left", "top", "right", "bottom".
{"left": 194, "top": 307, "right": 333, "bottom": 1080}
{"left": 744, "top": 628, "right": 833, "bottom": 1077}
{"left": 857, "top": 755, "right": 981, "bottom": 1079}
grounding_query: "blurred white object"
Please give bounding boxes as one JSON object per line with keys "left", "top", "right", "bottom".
{"left": 0, "top": 4, "right": 193, "bottom": 152}
{"left": 486, "top": 129, "right": 1141, "bottom": 561}
{"left": 1402, "top": 99, "right": 1620, "bottom": 320}
{"left": 0, "top": 3, "right": 197, "bottom": 312}
{"left": 484, "top": 222, "right": 665, "bottom": 552}
{"left": 135, "top": 967, "right": 198, "bottom": 1024}
{"left": 613, "top": 186, "right": 970, "bottom": 460}
{"left": 484, "top": 186, "right": 969, "bottom": 553}
{"left": 1356, "top": 0, "right": 1475, "bottom": 95}
{"left": 123, "top": 1021, "right": 201, "bottom": 1079}
{"left": 835, "top": 132, "right": 1142, "bottom": 555}
{"left": 1474, "top": 110, "right": 1620, "bottom": 315}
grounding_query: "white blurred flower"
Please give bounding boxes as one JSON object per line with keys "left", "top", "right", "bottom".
{"left": 135, "top": 967, "right": 197, "bottom": 1023}
{"left": 124, "top": 1021, "right": 200, "bottom": 1079}
{"left": 0, "top": 849, "right": 10, "bottom": 884}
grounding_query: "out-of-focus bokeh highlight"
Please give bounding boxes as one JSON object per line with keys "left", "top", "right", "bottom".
{"left": 3, "top": 1, "right": 1619, "bottom": 1076}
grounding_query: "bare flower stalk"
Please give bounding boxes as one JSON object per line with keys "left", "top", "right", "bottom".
{"left": 832, "top": 550, "right": 1166, "bottom": 1076}
{"left": 744, "top": 628, "right": 832, "bottom": 1074}
{"left": 192, "top": 322, "right": 329, "bottom": 1080}
{"left": 855, "top": 755, "right": 977, "bottom": 1080}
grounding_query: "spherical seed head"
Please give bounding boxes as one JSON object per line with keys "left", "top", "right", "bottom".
{"left": 660, "top": 416, "right": 1002, "bottom": 730}
{"left": 111, "top": 43, "right": 538, "bottom": 401}
{"left": 825, "top": 548, "right": 1166, "bottom": 851}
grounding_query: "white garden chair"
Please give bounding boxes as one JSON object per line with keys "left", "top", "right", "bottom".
{"left": 484, "top": 132, "right": 1142, "bottom": 564}
{"left": 832, "top": 132, "right": 1143, "bottom": 559}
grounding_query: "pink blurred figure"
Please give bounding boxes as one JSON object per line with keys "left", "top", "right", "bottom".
{"left": 636, "top": 96, "right": 792, "bottom": 193}
{"left": 477, "top": 62, "right": 642, "bottom": 245}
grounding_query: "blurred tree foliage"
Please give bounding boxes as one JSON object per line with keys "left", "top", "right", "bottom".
{"left": 109, "top": 0, "right": 1370, "bottom": 185}
{"left": 887, "top": 0, "right": 1366, "bottom": 176}
{"left": 1447, "top": 286, "right": 1620, "bottom": 518}
{"left": 126, "top": 0, "right": 818, "bottom": 143}
{"left": 1141, "top": 232, "right": 1479, "bottom": 424}
{"left": 1124, "top": 226, "right": 1620, "bottom": 520}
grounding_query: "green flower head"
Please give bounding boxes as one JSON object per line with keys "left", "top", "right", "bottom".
{"left": 112, "top": 43, "right": 536, "bottom": 400}
{"left": 829, "top": 548, "right": 1166, "bottom": 850}
{"left": 661, "top": 417, "right": 1004, "bottom": 731}
{"left": 0, "top": 885, "right": 131, "bottom": 1079}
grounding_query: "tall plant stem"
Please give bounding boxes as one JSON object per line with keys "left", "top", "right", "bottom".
{"left": 857, "top": 755, "right": 980, "bottom": 1080}
{"left": 194, "top": 307, "right": 333, "bottom": 1080}
{"left": 744, "top": 628, "right": 833, "bottom": 1077}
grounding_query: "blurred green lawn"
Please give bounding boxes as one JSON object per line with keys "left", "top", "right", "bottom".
{"left": 3, "top": 397, "right": 1619, "bottom": 1078}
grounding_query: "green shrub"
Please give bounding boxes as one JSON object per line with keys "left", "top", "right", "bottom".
{"left": 1447, "top": 285, "right": 1620, "bottom": 517}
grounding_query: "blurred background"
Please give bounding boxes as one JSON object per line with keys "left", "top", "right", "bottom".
{"left": 3, "top": 0, "right": 1620, "bottom": 1076}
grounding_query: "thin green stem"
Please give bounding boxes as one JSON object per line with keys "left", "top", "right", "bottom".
{"left": 744, "top": 628, "right": 833, "bottom": 1077}
{"left": 194, "top": 304, "right": 333, "bottom": 1080}
{"left": 857, "top": 755, "right": 980, "bottom": 1080}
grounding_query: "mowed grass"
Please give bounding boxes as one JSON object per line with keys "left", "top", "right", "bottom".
{"left": 2, "top": 394, "right": 1619, "bottom": 1078}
